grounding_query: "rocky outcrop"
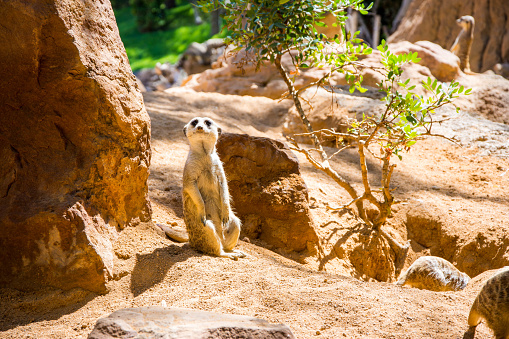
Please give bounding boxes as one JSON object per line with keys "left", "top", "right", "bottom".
{"left": 216, "top": 133, "right": 319, "bottom": 253}
{"left": 283, "top": 87, "right": 385, "bottom": 146}
{"left": 388, "top": 0, "right": 509, "bottom": 73}
{"left": 178, "top": 38, "right": 227, "bottom": 76}
{"left": 405, "top": 202, "right": 509, "bottom": 278}
{"left": 390, "top": 41, "right": 461, "bottom": 82}
{"left": 88, "top": 307, "right": 296, "bottom": 339}
{"left": 136, "top": 62, "right": 185, "bottom": 92}
{"left": 0, "top": 0, "right": 151, "bottom": 293}
{"left": 181, "top": 41, "right": 460, "bottom": 99}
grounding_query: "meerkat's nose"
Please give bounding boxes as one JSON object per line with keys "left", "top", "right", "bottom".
{"left": 197, "top": 126, "right": 203, "bottom": 131}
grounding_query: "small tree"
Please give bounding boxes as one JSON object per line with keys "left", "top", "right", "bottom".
{"left": 198, "top": 0, "right": 470, "bottom": 256}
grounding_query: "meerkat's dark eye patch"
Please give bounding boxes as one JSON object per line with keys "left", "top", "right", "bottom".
{"left": 191, "top": 119, "right": 198, "bottom": 127}
{"left": 204, "top": 120, "right": 212, "bottom": 127}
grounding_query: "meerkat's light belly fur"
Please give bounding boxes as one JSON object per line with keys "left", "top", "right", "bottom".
{"left": 183, "top": 154, "right": 223, "bottom": 248}
{"left": 397, "top": 256, "right": 470, "bottom": 292}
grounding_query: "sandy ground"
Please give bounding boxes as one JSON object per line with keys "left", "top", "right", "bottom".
{"left": 1, "top": 88, "right": 508, "bottom": 338}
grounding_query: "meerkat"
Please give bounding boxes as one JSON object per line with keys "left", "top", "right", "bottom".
{"left": 182, "top": 117, "right": 245, "bottom": 260}
{"left": 468, "top": 267, "right": 509, "bottom": 339}
{"left": 396, "top": 256, "right": 470, "bottom": 292}
{"left": 450, "top": 15, "right": 475, "bottom": 73}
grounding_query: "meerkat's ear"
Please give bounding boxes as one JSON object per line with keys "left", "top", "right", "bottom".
{"left": 217, "top": 127, "right": 222, "bottom": 136}
{"left": 183, "top": 125, "right": 187, "bottom": 137}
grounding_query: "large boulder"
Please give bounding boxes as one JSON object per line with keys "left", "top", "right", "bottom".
{"left": 88, "top": 307, "right": 296, "bottom": 339}
{"left": 216, "top": 133, "right": 319, "bottom": 253}
{"left": 388, "top": 0, "right": 509, "bottom": 73}
{"left": 390, "top": 40, "right": 461, "bottom": 82}
{"left": 0, "top": 0, "right": 151, "bottom": 293}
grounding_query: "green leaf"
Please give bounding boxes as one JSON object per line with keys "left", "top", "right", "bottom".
{"left": 279, "top": 0, "right": 290, "bottom": 4}
{"left": 407, "top": 115, "right": 417, "bottom": 124}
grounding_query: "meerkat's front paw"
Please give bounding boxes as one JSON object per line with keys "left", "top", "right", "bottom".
{"left": 230, "top": 250, "right": 246, "bottom": 259}
{"left": 234, "top": 250, "right": 246, "bottom": 258}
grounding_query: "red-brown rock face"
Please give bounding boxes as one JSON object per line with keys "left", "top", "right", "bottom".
{"left": 0, "top": 0, "right": 151, "bottom": 293}
{"left": 388, "top": 0, "right": 509, "bottom": 72}
{"left": 216, "top": 133, "right": 318, "bottom": 253}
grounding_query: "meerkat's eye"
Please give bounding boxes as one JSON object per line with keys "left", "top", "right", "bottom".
{"left": 204, "top": 120, "right": 212, "bottom": 127}
{"left": 191, "top": 119, "right": 198, "bottom": 127}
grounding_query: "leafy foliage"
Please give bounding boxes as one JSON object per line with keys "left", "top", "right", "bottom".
{"left": 353, "top": 40, "right": 469, "bottom": 163}
{"left": 198, "top": 0, "right": 371, "bottom": 66}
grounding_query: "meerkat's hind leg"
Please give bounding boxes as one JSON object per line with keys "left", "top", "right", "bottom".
{"left": 221, "top": 214, "right": 246, "bottom": 259}
{"left": 467, "top": 303, "right": 482, "bottom": 327}
{"left": 222, "top": 213, "right": 241, "bottom": 250}
{"left": 195, "top": 219, "right": 225, "bottom": 257}
{"left": 199, "top": 219, "right": 244, "bottom": 260}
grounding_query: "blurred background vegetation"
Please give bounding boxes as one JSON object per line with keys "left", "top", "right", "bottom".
{"left": 112, "top": 0, "right": 227, "bottom": 71}
{"left": 112, "top": 0, "right": 404, "bottom": 72}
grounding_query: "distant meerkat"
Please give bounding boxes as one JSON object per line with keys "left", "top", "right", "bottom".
{"left": 396, "top": 256, "right": 470, "bottom": 292}
{"left": 182, "top": 117, "right": 245, "bottom": 260}
{"left": 450, "top": 15, "right": 475, "bottom": 72}
{"left": 468, "top": 267, "right": 509, "bottom": 338}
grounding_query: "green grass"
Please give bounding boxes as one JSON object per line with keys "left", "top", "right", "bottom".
{"left": 114, "top": 7, "right": 225, "bottom": 71}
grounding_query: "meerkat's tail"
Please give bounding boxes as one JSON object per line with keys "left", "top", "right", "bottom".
{"left": 156, "top": 223, "right": 189, "bottom": 243}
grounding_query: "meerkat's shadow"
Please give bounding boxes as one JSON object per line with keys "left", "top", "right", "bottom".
{"left": 130, "top": 244, "right": 199, "bottom": 296}
{"left": 462, "top": 326, "right": 476, "bottom": 339}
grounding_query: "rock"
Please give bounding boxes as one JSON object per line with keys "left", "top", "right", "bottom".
{"left": 88, "top": 307, "right": 296, "bottom": 339}
{"left": 404, "top": 201, "right": 509, "bottom": 278}
{"left": 452, "top": 73, "right": 509, "bottom": 126}
{"left": 494, "top": 63, "right": 509, "bottom": 79}
{"left": 388, "top": 0, "right": 509, "bottom": 73}
{"left": 181, "top": 41, "right": 455, "bottom": 100}
{"left": 182, "top": 47, "right": 330, "bottom": 99}
{"left": 178, "top": 38, "right": 227, "bottom": 76}
{"left": 0, "top": 0, "right": 151, "bottom": 293}
{"left": 390, "top": 41, "right": 461, "bottom": 82}
{"left": 136, "top": 62, "right": 185, "bottom": 92}
{"left": 216, "top": 133, "right": 319, "bottom": 253}
{"left": 283, "top": 87, "right": 385, "bottom": 146}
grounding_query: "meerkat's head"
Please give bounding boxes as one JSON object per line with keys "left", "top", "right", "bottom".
{"left": 183, "top": 117, "right": 222, "bottom": 146}
{"left": 456, "top": 15, "right": 475, "bottom": 30}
